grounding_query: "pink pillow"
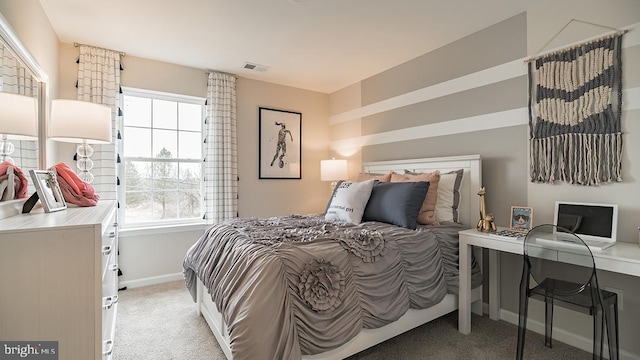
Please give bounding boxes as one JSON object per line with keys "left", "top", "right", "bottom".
{"left": 390, "top": 170, "right": 440, "bottom": 225}
{"left": 356, "top": 172, "right": 392, "bottom": 182}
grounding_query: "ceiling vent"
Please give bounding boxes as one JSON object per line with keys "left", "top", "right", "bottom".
{"left": 243, "top": 62, "right": 269, "bottom": 72}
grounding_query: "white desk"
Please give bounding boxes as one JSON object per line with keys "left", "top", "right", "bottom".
{"left": 458, "top": 228, "right": 640, "bottom": 334}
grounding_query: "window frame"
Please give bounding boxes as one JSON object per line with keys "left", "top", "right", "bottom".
{"left": 118, "top": 87, "right": 206, "bottom": 229}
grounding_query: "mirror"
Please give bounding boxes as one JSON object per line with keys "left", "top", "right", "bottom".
{"left": 0, "top": 13, "right": 48, "bottom": 205}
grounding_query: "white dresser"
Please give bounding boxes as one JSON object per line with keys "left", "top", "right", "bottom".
{"left": 0, "top": 200, "right": 118, "bottom": 360}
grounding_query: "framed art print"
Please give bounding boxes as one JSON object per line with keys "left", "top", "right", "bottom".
{"left": 510, "top": 206, "right": 533, "bottom": 232}
{"left": 259, "top": 107, "right": 302, "bottom": 179}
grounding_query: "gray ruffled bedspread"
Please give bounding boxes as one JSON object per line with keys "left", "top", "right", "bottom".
{"left": 183, "top": 215, "right": 482, "bottom": 360}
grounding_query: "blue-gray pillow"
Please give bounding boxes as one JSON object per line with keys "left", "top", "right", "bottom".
{"left": 362, "top": 181, "right": 430, "bottom": 229}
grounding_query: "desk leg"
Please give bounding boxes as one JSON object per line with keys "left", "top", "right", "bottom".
{"left": 459, "top": 238, "right": 472, "bottom": 334}
{"left": 489, "top": 249, "right": 501, "bottom": 320}
{"left": 471, "top": 246, "right": 483, "bottom": 316}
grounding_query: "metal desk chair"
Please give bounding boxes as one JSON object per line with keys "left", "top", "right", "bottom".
{"left": 516, "top": 224, "right": 619, "bottom": 360}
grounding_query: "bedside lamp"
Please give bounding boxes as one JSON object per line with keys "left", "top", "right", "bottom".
{"left": 0, "top": 92, "right": 38, "bottom": 164}
{"left": 320, "top": 158, "right": 347, "bottom": 191}
{"left": 49, "top": 99, "right": 112, "bottom": 183}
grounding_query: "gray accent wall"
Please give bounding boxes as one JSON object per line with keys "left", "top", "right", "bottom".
{"left": 329, "top": 2, "right": 640, "bottom": 357}
{"left": 360, "top": 13, "right": 527, "bottom": 106}
{"left": 360, "top": 76, "right": 527, "bottom": 136}
{"left": 333, "top": 13, "right": 530, "bottom": 226}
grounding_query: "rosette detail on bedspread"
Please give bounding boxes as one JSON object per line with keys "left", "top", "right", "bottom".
{"left": 183, "top": 215, "right": 480, "bottom": 360}
{"left": 528, "top": 33, "right": 624, "bottom": 185}
{"left": 298, "top": 259, "right": 344, "bottom": 312}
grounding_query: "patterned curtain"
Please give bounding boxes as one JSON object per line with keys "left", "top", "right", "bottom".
{"left": 204, "top": 72, "right": 238, "bottom": 224}
{"left": 1, "top": 43, "right": 38, "bottom": 171}
{"left": 76, "top": 45, "right": 123, "bottom": 200}
{"left": 528, "top": 33, "right": 623, "bottom": 186}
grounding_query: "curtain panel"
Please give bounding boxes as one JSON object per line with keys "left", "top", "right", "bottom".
{"left": 204, "top": 72, "right": 238, "bottom": 224}
{"left": 76, "top": 45, "right": 122, "bottom": 200}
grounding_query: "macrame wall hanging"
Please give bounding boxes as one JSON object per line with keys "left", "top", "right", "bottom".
{"left": 528, "top": 21, "right": 626, "bottom": 186}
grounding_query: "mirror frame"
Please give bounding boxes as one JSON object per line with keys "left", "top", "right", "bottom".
{"left": 0, "top": 12, "right": 48, "bottom": 169}
{"left": 0, "top": 12, "right": 49, "bottom": 218}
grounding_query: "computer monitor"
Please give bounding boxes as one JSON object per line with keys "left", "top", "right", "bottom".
{"left": 554, "top": 201, "right": 618, "bottom": 243}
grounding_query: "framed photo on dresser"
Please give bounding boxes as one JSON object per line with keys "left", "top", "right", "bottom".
{"left": 30, "top": 169, "right": 67, "bottom": 212}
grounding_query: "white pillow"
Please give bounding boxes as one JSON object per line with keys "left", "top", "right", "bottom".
{"left": 435, "top": 169, "right": 464, "bottom": 223}
{"left": 325, "top": 180, "right": 375, "bottom": 224}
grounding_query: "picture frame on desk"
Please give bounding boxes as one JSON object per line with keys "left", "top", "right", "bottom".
{"left": 510, "top": 206, "right": 533, "bottom": 232}
{"left": 29, "top": 169, "right": 66, "bottom": 213}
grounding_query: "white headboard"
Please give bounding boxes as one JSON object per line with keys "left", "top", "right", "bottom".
{"left": 362, "top": 155, "right": 482, "bottom": 229}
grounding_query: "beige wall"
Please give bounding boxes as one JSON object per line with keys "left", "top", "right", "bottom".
{"left": 237, "top": 77, "right": 330, "bottom": 217}
{"left": 56, "top": 44, "right": 331, "bottom": 217}
{"left": 0, "top": 0, "right": 58, "bottom": 94}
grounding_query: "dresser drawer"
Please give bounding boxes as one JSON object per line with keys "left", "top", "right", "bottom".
{"left": 101, "top": 210, "right": 118, "bottom": 360}
{"left": 0, "top": 201, "right": 118, "bottom": 360}
{"left": 101, "top": 215, "right": 117, "bottom": 281}
{"left": 102, "top": 302, "right": 117, "bottom": 360}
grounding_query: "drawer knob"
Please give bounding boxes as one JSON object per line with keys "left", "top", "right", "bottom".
{"left": 103, "top": 340, "right": 114, "bottom": 356}
{"left": 102, "top": 295, "right": 119, "bottom": 310}
{"left": 109, "top": 264, "right": 118, "bottom": 271}
{"left": 102, "top": 245, "right": 112, "bottom": 255}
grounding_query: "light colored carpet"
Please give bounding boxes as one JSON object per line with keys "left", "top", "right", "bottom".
{"left": 114, "top": 281, "right": 591, "bottom": 360}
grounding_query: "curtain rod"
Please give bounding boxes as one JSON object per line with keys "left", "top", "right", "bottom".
{"left": 205, "top": 69, "right": 238, "bottom": 78}
{"left": 74, "top": 42, "right": 126, "bottom": 57}
{"left": 525, "top": 19, "right": 629, "bottom": 63}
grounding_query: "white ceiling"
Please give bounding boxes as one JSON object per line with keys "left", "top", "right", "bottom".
{"left": 38, "top": 0, "right": 529, "bottom": 94}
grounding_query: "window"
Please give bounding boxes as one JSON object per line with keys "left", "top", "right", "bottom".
{"left": 119, "top": 88, "right": 205, "bottom": 226}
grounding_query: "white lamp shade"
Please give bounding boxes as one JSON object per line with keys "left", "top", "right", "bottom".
{"left": 49, "top": 99, "right": 112, "bottom": 144}
{"left": 0, "top": 92, "right": 38, "bottom": 140}
{"left": 320, "top": 159, "right": 348, "bottom": 181}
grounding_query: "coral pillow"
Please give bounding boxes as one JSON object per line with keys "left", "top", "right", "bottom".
{"left": 356, "top": 172, "right": 392, "bottom": 182}
{"left": 390, "top": 170, "right": 440, "bottom": 226}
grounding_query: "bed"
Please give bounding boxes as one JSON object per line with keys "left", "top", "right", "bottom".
{"left": 183, "top": 155, "right": 485, "bottom": 360}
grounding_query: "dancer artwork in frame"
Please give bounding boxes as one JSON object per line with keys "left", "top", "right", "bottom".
{"left": 270, "top": 122, "right": 293, "bottom": 169}
{"left": 259, "top": 107, "right": 302, "bottom": 179}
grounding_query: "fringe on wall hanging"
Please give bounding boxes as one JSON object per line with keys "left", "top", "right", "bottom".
{"left": 528, "top": 32, "right": 624, "bottom": 186}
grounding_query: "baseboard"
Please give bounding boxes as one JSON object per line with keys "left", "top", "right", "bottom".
{"left": 119, "top": 273, "right": 184, "bottom": 289}
{"left": 500, "top": 309, "right": 640, "bottom": 360}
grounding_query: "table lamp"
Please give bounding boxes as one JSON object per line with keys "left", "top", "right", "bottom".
{"left": 49, "top": 99, "right": 112, "bottom": 183}
{"left": 320, "top": 158, "right": 347, "bottom": 191}
{"left": 0, "top": 92, "right": 38, "bottom": 164}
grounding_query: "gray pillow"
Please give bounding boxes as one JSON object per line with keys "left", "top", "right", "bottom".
{"left": 434, "top": 169, "right": 464, "bottom": 223}
{"left": 362, "top": 181, "right": 430, "bottom": 229}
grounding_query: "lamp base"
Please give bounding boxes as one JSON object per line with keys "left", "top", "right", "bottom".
{"left": 0, "top": 136, "right": 15, "bottom": 164}
{"left": 330, "top": 181, "right": 339, "bottom": 193}
{"left": 76, "top": 142, "right": 95, "bottom": 183}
